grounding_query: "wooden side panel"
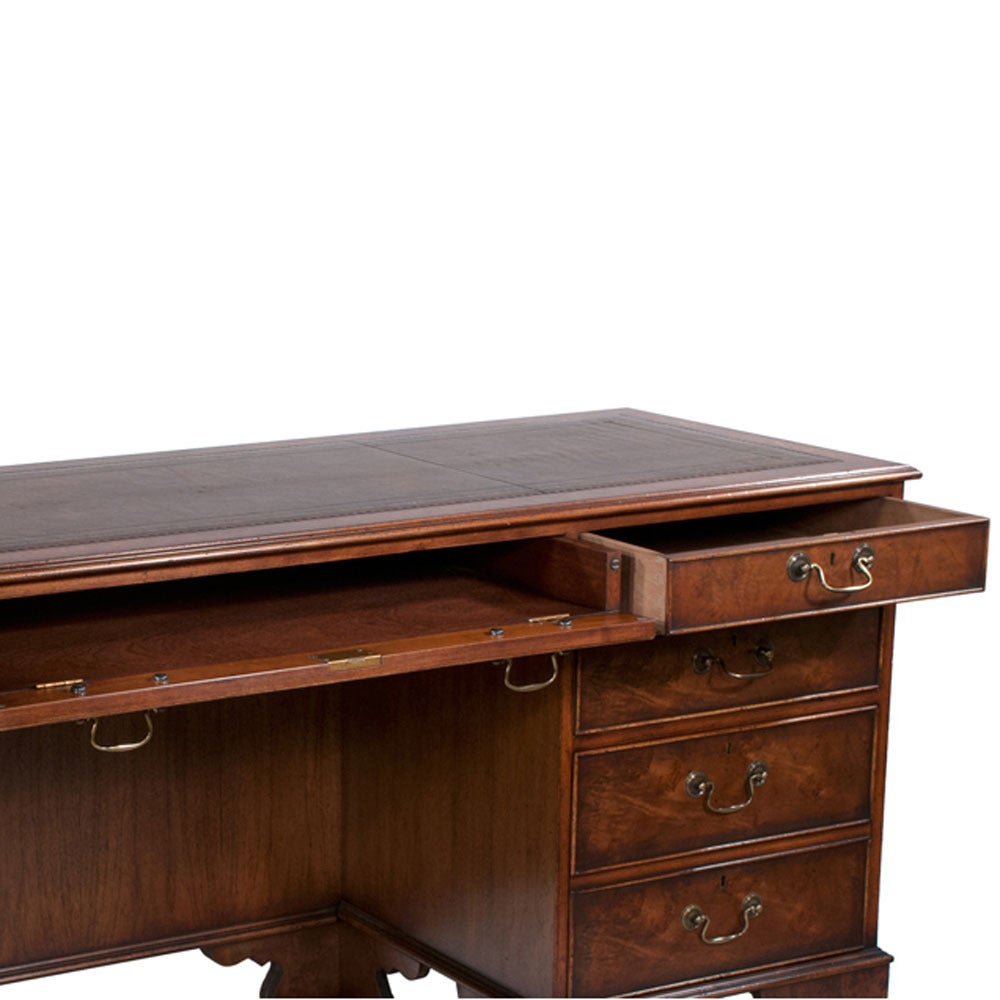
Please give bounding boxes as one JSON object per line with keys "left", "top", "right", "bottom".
{"left": 342, "top": 658, "right": 568, "bottom": 998}
{"left": 0, "top": 689, "right": 341, "bottom": 970}
{"left": 863, "top": 606, "right": 895, "bottom": 946}
{"left": 581, "top": 533, "right": 668, "bottom": 629}
{"left": 465, "top": 536, "right": 623, "bottom": 611}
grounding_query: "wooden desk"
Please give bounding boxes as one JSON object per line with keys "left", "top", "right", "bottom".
{"left": 0, "top": 410, "right": 988, "bottom": 998}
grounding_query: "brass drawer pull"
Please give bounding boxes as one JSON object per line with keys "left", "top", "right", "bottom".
{"left": 682, "top": 894, "right": 763, "bottom": 945}
{"left": 686, "top": 760, "right": 768, "bottom": 814}
{"left": 692, "top": 641, "right": 774, "bottom": 679}
{"left": 787, "top": 544, "right": 876, "bottom": 594}
{"left": 502, "top": 653, "right": 561, "bottom": 693}
{"left": 90, "top": 711, "right": 155, "bottom": 753}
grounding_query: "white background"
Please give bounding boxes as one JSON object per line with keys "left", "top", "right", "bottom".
{"left": 1, "top": 2, "right": 996, "bottom": 998}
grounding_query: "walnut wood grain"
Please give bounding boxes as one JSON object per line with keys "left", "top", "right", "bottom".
{"left": 863, "top": 606, "right": 897, "bottom": 948}
{"left": 338, "top": 904, "right": 518, "bottom": 999}
{"left": 576, "top": 609, "right": 880, "bottom": 733}
{"left": 341, "top": 658, "right": 571, "bottom": 998}
{"left": 753, "top": 961, "right": 890, "bottom": 998}
{"left": 0, "top": 609, "right": 650, "bottom": 732}
{"left": 0, "top": 551, "right": 652, "bottom": 730}
{"left": 0, "top": 910, "right": 342, "bottom": 987}
{"left": 585, "top": 497, "right": 988, "bottom": 632}
{"left": 203, "top": 918, "right": 435, "bottom": 999}
{"left": 571, "top": 839, "right": 869, "bottom": 997}
{"left": 639, "top": 947, "right": 891, "bottom": 997}
{"left": 569, "top": 823, "right": 872, "bottom": 895}
{"left": 0, "top": 411, "right": 986, "bottom": 998}
{"left": 0, "top": 690, "right": 341, "bottom": 970}
{"left": 204, "top": 923, "right": 343, "bottom": 998}
{"left": 0, "top": 553, "right": 596, "bottom": 687}
{"left": 574, "top": 709, "right": 874, "bottom": 873}
{"left": 463, "top": 535, "right": 623, "bottom": 612}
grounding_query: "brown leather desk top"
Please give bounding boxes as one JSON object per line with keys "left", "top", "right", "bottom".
{"left": 0, "top": 409, "right": 916, "bottom": 595}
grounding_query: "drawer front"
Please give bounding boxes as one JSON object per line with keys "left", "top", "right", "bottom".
{"left": 571, "top": 840, "right": 868, "bottom": 996}
{"left": 576, "top": 609, "right": 880, "bottom": 733}
{"left": 574, "top": 710, "right": 873, "bottom": 872}
{"left": 668, "top": 516, "right": 987, "bottom": 632}
{"left": 584, "top": 498, "right": 988, "bottom": 633}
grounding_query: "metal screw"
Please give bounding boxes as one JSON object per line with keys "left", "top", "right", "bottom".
{"left": 153, "top": 673, "right": 169, "bottom": 685}
{"left": 610, "top": 557, "right": 622, "bottom": 571}
{"left": 488, "top": 627, "right": 505, "bottom": 638}
{"left": 71, "top": 682, "right": 88, "bottom": 696}
{"left": 558, "top": 617, "right": 573, "bottom": 628}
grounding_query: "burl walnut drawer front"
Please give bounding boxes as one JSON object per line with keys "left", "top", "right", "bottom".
{"left": 571, "top": 839, "right": 868, "bottom": 997}
{"left": 582, "top": 497, "right": 988, "bottom": 633}
{"left": 574, "top": 709, "right": 873, "bottom": 872}
{"left": 576, "top": 608, "right": 880, "bottom": 733}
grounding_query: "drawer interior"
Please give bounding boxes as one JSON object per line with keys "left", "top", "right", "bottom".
{"left": 0, "top": 539, "right": 652, "bottom": 731}
{"left": 591, "top": 498, "right": 982, "bottom": 558}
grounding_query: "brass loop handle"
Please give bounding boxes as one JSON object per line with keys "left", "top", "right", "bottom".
{"left": 787, "top": 544, "right": 876, "bottom": 594}
{"left": 503, "top": 653, "right": 561, "bottom": 693}
{"left": 90, "top": 711, "right": 155, "bottom": 753}
{"left": 682, "top": 894, "right": 763, "bottom": 945}
{"left": 692, "top": 641, "right": 774, "bottom": 680}
{"left": 686, "top": 760, "right": 768, "bottom": 814}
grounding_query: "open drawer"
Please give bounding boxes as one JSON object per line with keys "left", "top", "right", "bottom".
{"left": 582, "top": 498, "right": 988, "bottom": 634}
{"left": 0, "top": 536, "right": 653, "bottom": 732}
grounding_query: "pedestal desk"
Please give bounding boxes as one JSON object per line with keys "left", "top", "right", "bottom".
{"left": 0, "top": 410, "right": 988, "bottom": 998}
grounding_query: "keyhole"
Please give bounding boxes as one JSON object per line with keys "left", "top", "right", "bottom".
{"left": 724, "top": 740, "right": 733, "bottom": 755}
{"left": 720, "top": 875, "right": 727, "bottom": 888}
{"left": 830, "top": 551, "right": 836, "bottom": 565}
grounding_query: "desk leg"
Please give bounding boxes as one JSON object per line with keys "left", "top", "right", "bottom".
{"left": 204, "top": 924, "right": 341, "bottom": 998}
{"left": 338, "top": 924, "right": 431, "bottom": 999}
{"left": 203, "top": 921, "right": 429, "bottom": 998}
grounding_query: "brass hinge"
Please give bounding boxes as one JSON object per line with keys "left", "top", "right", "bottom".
{"left": 34, "top": 677, "right": 85, "bottom": 690}
{"left": 527, "top": 613, "right": 573, "bottom": 626}
{"left": 313, "top": 649, "right": 381, "bottom": 670}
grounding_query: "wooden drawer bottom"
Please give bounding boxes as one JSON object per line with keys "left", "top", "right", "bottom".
{"left": 571, "top": 840, "right": 867, "bottom": 997}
